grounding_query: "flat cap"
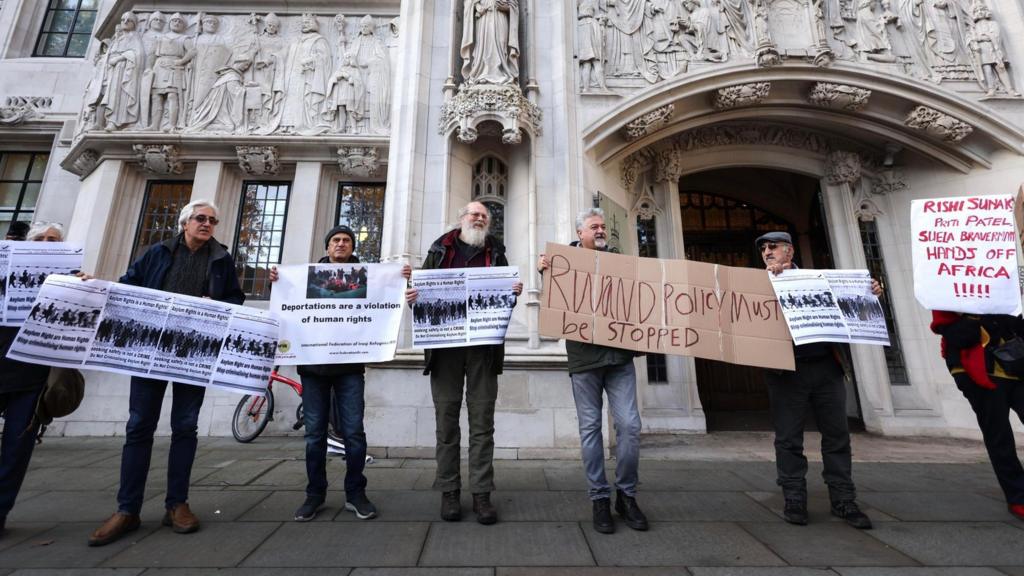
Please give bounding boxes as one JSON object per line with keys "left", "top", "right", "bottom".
{"left": 754, "top": 231, "right": 793, "bottom": 249}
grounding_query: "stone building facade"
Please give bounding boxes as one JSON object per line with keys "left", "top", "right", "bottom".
{"left": 1, "top": 0, "right": 1023, "bottom": 451}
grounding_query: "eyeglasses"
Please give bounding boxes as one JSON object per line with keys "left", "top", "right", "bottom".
{"left": 191, "top": 215, "right": 220, "bottom": 226}
{"left": 465, "top": 211, "right": 489, "bottom": 221}
{"left": 761, "top": 242, "right": 786, "bottom": 252}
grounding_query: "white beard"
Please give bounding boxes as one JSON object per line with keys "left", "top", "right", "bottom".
{"left": 593, "top": 238, "right": 607, "bottom": 250}
{"left": 460, "top": 223, "right": 488, "bottom": 247}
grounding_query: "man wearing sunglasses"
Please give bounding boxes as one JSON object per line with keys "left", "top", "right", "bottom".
{"left": 756, "top": 230, "right": 880, "bottom": 530}
{"left": 90, "top": 199, "right": 244, "bottom": 547}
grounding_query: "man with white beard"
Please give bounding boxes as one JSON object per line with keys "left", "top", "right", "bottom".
{"left": 537, "top": 208, "right": 648, "bottom": 535}
{"left": 405, "top": 201, "right": 523, "bottom": 525}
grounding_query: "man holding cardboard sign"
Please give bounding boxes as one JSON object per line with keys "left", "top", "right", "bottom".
{"left": 538, "top": 208, "right": 648, "bottom": 535}
{"left": 758, "top": 231, "right": 878, "bottom": 529}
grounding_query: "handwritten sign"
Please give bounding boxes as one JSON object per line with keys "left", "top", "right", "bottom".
{"left": 539, "top": 243, "right": 795, "bottom": 371}
{"left": 911, "top": 193, "right": 1022, "bottom": 315}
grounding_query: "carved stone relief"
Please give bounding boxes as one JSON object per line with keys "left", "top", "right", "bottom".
{"left": 75, "top": 11, "right": 396, "bottom": 138}
{"left": 825, "top": 150, "right": 862, "bottom": 184}
{"left": 713, "top": 82, "right": 770, "bottom": 109}
{"left": 337, "top": 146, "right": 382, "bottom": 177}
{"left": 574, "top": 0, "right": 1019, "bottom": 96}
{"left": 632, "top": 185, "right": 663, "bottom": 220}
{"left": 904, "top": 105, "right": 973, "bottom": 142}
{"left": 807, "top": 82, "right": 871, "bottom": 110}
{"left": 73, "top": 150, "right": 100, "bottom": 177}
{"left": 872, "top": 168, "right": 907, "bottom": 195}
{"left": 623, "top": 104, "right": 675, "bottom": 140}
{"left": 439, "top": 85, "right": 542, "bottom": 144}
{"left": 236, "top": 145, "right": 280, "bottom": 176}
{"left": 133, "top": 144, "right": 184, "bottom": 175}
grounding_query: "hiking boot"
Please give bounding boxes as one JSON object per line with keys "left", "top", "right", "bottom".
{"left": 88, "top": 512, "right": 141, "bottom": 546}
{"left": 345, "top": 493, "right": 378, "bottom": 520}
{"left": 441, "top": 490, "right": 461, "bottom": 521}
{"left": 783, "top": 499, "right": 808, "bottom": 525}
{"left": 294, "top": 495, "right": 325, "bottom": 522}
{"left": 831, "top": 500, "right": 872, "bottom": 529}
{"left": 592, "top": 498, "right": 614, "bottom": 534}
{"left": 162, "top": 502, "right": 200, "bottom": 534}
{"left": 614, "top": 490, "right": 649, "bottom": 531}
{"left": 472, "top": 492, "right": 497, "bottom": 525}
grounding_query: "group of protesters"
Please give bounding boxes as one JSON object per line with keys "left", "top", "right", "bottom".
{"left": 0, "top": 197, "right": 1022, "bottom": 549}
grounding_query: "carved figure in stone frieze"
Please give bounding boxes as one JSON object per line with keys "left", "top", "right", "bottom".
{"left": 101, "top": 12, "right": 146, "bottom": 130}
{"left": 683, "top": 0, "right": 728, "bottom": 62}
{"left": 852, "top": 0, "right": 897, "bottom": 61}
{"left": 648, "top": 0, "right": 690, "bottom": 78}
{"left": 719, "top": 0, "right": 754, "bottom": 57}
{"left": 145, "top": 13, "right": 195, "bottom": 131}
{"left": 325, "top": 52, "right": 364, "bottom": 132}
{"left": 605, "top": 0, "right": 658, "bottom": 80}
{"left": 253, "top": 13, "right": 288, "bottom": 128}
{"left": 461, "top": 0, "right": 520, "bottom": 86}
{"left": 140, "top": 11, "right": 165, "bottom": 128}
{"left": 189, "top": 30, "right": 256, "bottom": 134}
{"left": 577, "top": 0, "right": 608, "bottom": 91}
{"left": 348, "top": 15, "right": 391, "bottom": 134}
{"left": 334, "top": 14, "right": 349, "bottom": 54}
{"left": 898, "top": 0, "right": 970, "bottom": 77}
{"left": 264, "top": 13, "right": 331, "bottom": 134}
{"left": 78, "top": 38, "right": 112, "bottom": 134}
{"left": 189, "top": 14, "right": 232, "bottom": 124}
{"left": 966, "top": 1, "right": 1019, "bottom": 96}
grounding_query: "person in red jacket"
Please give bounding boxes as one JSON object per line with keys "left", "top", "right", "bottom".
{"left": 931, "top": 310, "right": 1024, "bottom": 520}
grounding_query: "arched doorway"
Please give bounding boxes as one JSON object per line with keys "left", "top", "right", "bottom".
{"left": 679, "top": 167, "right": 837, "bottom": 430}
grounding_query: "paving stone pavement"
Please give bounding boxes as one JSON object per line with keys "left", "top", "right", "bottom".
{"left": 1, "top": 433, "right": 1023, "bottom": 575}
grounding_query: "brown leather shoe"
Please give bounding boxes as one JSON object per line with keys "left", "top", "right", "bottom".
{"left": 162, "top": 502, "right": 200, "bottom": 534}
{"left": 88, "top": 512, "right": 140, "bottom": 547}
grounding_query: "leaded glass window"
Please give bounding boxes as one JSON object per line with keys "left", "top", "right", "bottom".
{"left": 859, "top": 219, "right": 910, "bottom": 385}
{"left": 637, "top": 212, "right": 668, "bottom": 383}
{"left": 234, "top": 182, "right": 290, "bottom": 300}
{"left": 0, "top": 152, "right": 48, "bottom": 234}
{"left": 336, "top": 183, "right": 386, "bottom": 263}
{"left": 472, "top": 156, "right": 507, "bottom": 245}
{"left": 131, "top": 181, "right": 193, "bottom": 262}
{"left": 34, "top": 0, "right": 97, "bottom": 58}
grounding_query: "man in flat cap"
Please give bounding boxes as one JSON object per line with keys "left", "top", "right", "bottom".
{"left": 756, "top": 231, "right": 881, "bottom": 529}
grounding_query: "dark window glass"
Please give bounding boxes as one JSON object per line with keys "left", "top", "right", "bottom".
{"left": 0, "top": 152, "right": 48, "bottom": 234}
{"left": 472, "top": 156, "right": 507, "bottom": 245}
{"left": 131, "top": 181, "right": 193, "bottom": 262}
{"left": 336, "top": 183, "right": 386, "bottom": 263}
{"left": 234, "top": 182, "right": 290, "bottom": 300}
{"left": 859, "top": 219, "right": 910, "bottom": 385}
{"left": 34, "top": 0, "right": 97, "bottom": 57}
{"left": 637, "top": 213, "right": 668, "bottom": 383}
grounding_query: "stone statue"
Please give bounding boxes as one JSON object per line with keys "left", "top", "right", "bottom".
{"left": 577, "top": 0, "right": 608, "bottom": 91}
{"left": 78, "top": 38, "right": 111, "bottom": 134}
{"left": 719, "top": 0, "right": 754, "bottom": 57}
{"left": 348, "top": 15, "right": 391, "bottom": 134}
{"left": 683, "top": 0, "right": 728, "bottom": 62}
{"left": 334, "top": 14, "right": 349, "bottom": 54}
{"left": 647, "top": 0, "right": 690, "bottom": 78}
{"left": 101, "top": 12, "right": 146, "bottom": 130}
{"left": 461, "top": 0, "right": 520, "bottom": 85}
{"left": 966, "top": 1, "right": 1019, "bottom": 96}
{"left": 145, "top": 12, "right": 195, "bottom": 130}
{"left": 189, "top": 14, "right": 232, "bottom": 124}
{"left": 899, "top": 0, "right": 969, "bottom": 76}
{"left": 139, "top": 11, "right": 164, "bottom": 129}
{"left": 188, "top": 34, "right": 254, "bottom": 133}
{"left": 264, "top": 13, "right": 331, "bottom": 134}
{"left": 853, "top": 0, "right": 897, "bottom": 61}
{"left": 254, "top": 13, "right": 288, "bottom": 127}
{"left": 325, "top": 52, "right": 364, "bottom": 132}
{"left": 605, "top": 0, "right": 657, "bottom": 79}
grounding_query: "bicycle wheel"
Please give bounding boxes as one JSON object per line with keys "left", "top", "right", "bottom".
{"left": 232, "top": 389, "right": 275, "bottom": 443}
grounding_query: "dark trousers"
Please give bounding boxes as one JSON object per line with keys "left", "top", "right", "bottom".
{"left": 300, "top": 373, "right": 368, "bottom": 499}
{"left": 0, "top": 388, "right": 43, "bottom": 518}
{"left": 954, "top": 373, "right": 1024, "bottom": 504}
{"left": 117, "top": 377, "right": 205, "bottom": 515}
{"left": 430, "top": 347, "right": 498, "bottom": 494}
{"left": 765, "top": 357, "right": 856, "bottom": 503}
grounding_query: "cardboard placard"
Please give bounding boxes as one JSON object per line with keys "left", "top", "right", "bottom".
{"left": 539, "top": 243, "right": 795, "bottom": 371}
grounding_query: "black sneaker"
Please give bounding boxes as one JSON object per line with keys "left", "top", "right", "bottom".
{"left": 344, "top": 493, "right": 378, "bottom": 520}
{"left": 831, "top": 500, "right": 872, "bottom": 529}
{"left": 592, "top": 498, "right": 615, "bottom": 534}
{"left": 441, "top": 490, "right": 461, "bottom": 521}
{"left": 783, "top": 499, "right": 808, "bottom": 525}
{"left": 614, "top": 490, "right": 649, "bottom": 531}
{"left": 294, "top": 495, "right": 325, "bottom": 522}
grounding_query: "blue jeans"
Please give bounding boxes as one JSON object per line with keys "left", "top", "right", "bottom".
{"left": 301, "top": 373, "right": 368, "bottom": 499}
{"left": 117, "top": 377, "right": 206, "bottom": 515}
{"left": 570, "top": 362, "right": 642, "bottom": 500}
{"left": 0, "top": 388, "right": 43, "bottom": 518}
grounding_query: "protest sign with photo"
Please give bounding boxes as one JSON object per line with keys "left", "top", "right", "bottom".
{"left": 0, "top": 241, "right": 84, "bottom": 326}
{"left": 412, "top": 266, "right": 519, "bottom": 349}
{"left": 911, "top": 193, "right": 1020, "bottom": 315}
{"left": 7, "top": 275, "right": 278, "bottom": 396}
{"left": 770, "top": 269, "right": 890, "bottom": 346}
{"left": 538, "top": 243, "right": 795, "bottom": 371}
{"left": 270, "top": 263, "right": 406, "bottom": 365}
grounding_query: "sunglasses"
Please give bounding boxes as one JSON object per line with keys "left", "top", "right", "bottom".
{"left": 191, "top": 215, "right": 220, "bottom": 226}
{"left": 761, "top": 242, "right": 786, "bottom": 252}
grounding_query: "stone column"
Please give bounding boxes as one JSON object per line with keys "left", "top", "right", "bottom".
{"left": 191, "top": 160, "right": 225, "bottom": 204}
{"left": 282, "top": 162, "right": 323, "bottom": 264}
{"left": 820, "top": 151, "right": 895, "bottom": 429}
{"left": 66, "top": 159, "right": 126, "bottom": 277}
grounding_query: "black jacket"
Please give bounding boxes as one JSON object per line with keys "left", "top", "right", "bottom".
{"left": 297, "top": 255, "right": 366, "bottom": 377}
{"left": 120, "top": 235, "right": 245, "bottom": 305}
{"left": 0, "top": 326, "right": 49, "bottom": 394}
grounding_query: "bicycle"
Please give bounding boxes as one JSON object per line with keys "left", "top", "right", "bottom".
{"left": 232, "top": 367, "right": 369, "bottom": 462}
